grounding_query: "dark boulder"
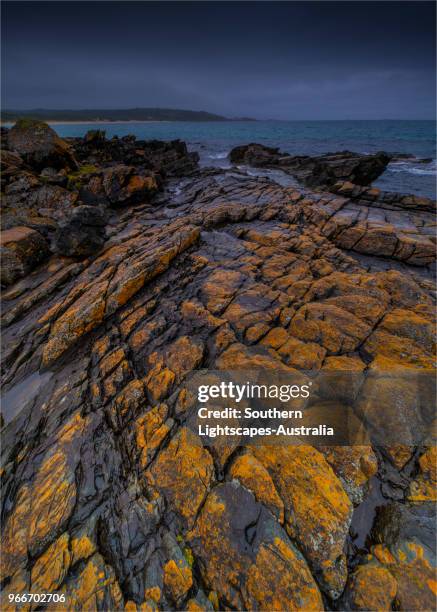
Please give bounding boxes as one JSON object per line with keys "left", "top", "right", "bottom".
{"left": 229, "top": 143, "right": 281, "bottom": 166}
{"left": 0, "top": 226, "right": 50, "bottom": 285}
{"left": 1, "top": 150, "right": 26, "bottom": 191}
{"left": 3, "top": 173, "right": 78, "bottom": 225}
{"left": 7, "top": 119, "right": 78, "bottom": 171}
{"left": 1, "top": 149, "right": 24, "bottom": 172}
{"left": 71, "top": 134, "right": 199, "bottom": 177}
{"left": 229, "top": 143, "right": 391, "bottom": 187}
{"left": 40, "top": 167, "right": 68, "bottom": 187}
{"left": 302, "top": 151, "right": 391, "bottom": 187}
{"left": 151, "top": 139, "right": 200, "bottom": 177}
{"left": 52, "top": 205, "right": 107, "bottom": 257}
{"left": 79, "top": 165, "right": 159, "bottom": 206}
{"left": 371, "top": 501, "right": 436, "bottom": 553}
{"left": 84, "top": 129, "right": 106, "bottom": 145}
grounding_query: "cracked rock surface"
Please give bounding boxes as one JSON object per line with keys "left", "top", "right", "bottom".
{"left": 1, "top": 126, "right": 435, "bottom": 611}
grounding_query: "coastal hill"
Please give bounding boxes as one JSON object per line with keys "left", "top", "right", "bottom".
{"left": 1, "top": 107, "right": 254, "bottom": 122}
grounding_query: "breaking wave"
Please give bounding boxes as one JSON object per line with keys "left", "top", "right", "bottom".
{"left": 388, "top": 159, "right": 436, "bottom": 176}
{"left": 208, "top": 151, "right": 229, "bottom": 159}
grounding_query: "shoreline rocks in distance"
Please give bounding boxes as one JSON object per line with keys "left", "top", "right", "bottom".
{"left": 229, "top": 142, "right": 391, "bottom": 187}
{"left": 1, "top": 122, "right": 200, "bottom": 284}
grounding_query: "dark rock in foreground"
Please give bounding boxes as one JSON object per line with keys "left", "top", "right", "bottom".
{"left": 52, "top": 205, "right": 107, "bottom": 257}
{"left": 0, "top": 226, "right": 50, "bottom": 285}
{"left": 229, "top": 142, "right": 391, "bottom": 187}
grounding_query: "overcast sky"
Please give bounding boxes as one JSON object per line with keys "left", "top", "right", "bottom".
{"left": 2, "top": 1, "right": 436, "bottom": 119}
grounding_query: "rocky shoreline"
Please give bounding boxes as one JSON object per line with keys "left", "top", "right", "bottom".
{"left": 1, "top": 120, "right": 435, "bottom": 611}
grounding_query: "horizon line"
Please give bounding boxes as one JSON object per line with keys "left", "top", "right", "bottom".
{"left": 0, "top": 114, "right": 437, "bottom": 123}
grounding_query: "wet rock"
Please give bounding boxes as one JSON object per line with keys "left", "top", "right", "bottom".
{"left": 135, "top": 404, "right": 172, "bottom": 468}
{"left": 161, "top": 531, "right": 195, "bottom": 605}
{"left": 30, "top": 532, "right": 70, "bottom": 593}
{"left": 229, "top": 452, "right": 285, "bottom": 522}
{"left": 1, "top": 412, "right": 86, "bottom": 580}
{"left": 80, "top": 164, "right": 159, "bottom": 206}
{"left": 229, "top": 143, "right": 281, "bottom": 166}
{"left": 0, "top": 226, "right": 50, "bottom": 284}
{"left": 188, "top": 481, "right": 323, "bottom": 610}
{"left": 73, "top": 134, "right": 199, "bottom": 177}
{"left": 319, "top": 446, "right": 378, "bottom": 505}
{"left": 42, "top": 279, "right": 108, "bottom": 366}
{"left": 41, "top": 223, "right": 200, "bottom": 365}
{"left": 0, "top": 145, "right": 435, "bottom": 612}
{"left": 163, "top": 553, "right": 193, "bottom": 605}
{"left": 342, "top": 564, "right": 397, "bottom": 610}
{"left": 61, "top": 553, "right": 123, "bottom": 610}
{"left": 186, "top": 591, "right": 214, "bottom": 611}
{"left": 312, "top": 188, "right": 435, "bottom": 266}
{"left": 7, "top": 119, "right": 78, "bottom": 171}
{"left": 407, "top": 447, "right": 436, "bottom": 502}
{"left": 52, "top": 205, "right": 107, "bottom": 257}
{"left": 331, "top": 180, "right": 436, "bottom": 212}
{"left": 147, "top": 427, "right": 214, "bottom": 529}
{"left": 251, "top": 445, "right": 353, "bottom": 598}
{"left": 372, "top": 500, "right": 436, "bottom": 554}
{"left": 229, "top": 143, "right": 391, "bottom": 187}
{"left": 356, "top": 502, "right": 437, "bottom": 611}
{"left": 302, "top": 151, "right": 391, "bottom": 187}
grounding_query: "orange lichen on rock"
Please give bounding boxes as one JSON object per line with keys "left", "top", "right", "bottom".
{"left": 61, "top": 553, "right": 123, "bottom": 611}
{"left": 144, "top": 364, "right": 175, "bottom": 402}
{"left": 163, "top": 559, "right": 193, "bottom": 604}
{"left": 42, "top": 280, "right": 108, "bottom": 366}
{"left": 252, "top": 444, "right": 352, "bottom": 598}
{"left": 147, "top": 427, "right": 214, "bottom": 529}
{"left": 188, "top": 481, "right": 323, "bottom": 610}
{"left": 407, "top": 446, "right": 437, "bottom": 502}
{"left": 135, "top": 404, "right": 172, "bottom": 468}
{"left": 344, "top": 563, "right": 397, "bottom": 610}
{"left": 245, "top": 537, "right": 323, "bottom": 611}
{"left": 30, "top": 532, "right": 71, "bottom": 593}
{"left": 361, "top": 541, "right": 436, "bottom": 612}
{"left": 319, "top": 445, "right": 377, "bottom": 504}
{"left": 2, "top": 128, "right": 436, "bottom": 612}
{"left": 229, "top": 452, "right": 284, "bottom": 522}
{"left": 1, "top": 445, "right": 78, "bottom": 580}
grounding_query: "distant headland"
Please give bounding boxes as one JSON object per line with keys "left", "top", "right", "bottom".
{"left": 1, "top": 108, "right": 256, "bottom": 123}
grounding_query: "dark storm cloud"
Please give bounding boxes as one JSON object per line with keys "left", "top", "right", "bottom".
{"left": 2, "top": 1, "right": 436, "bottom": 119}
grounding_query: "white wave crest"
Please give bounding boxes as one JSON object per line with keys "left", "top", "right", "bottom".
{"left": 388, "top": 159, "right": 436, "bottom": 176}
{"left": 208, "top": 151, "right": 229, "bottom": 159}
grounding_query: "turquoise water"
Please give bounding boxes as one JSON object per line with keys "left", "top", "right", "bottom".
{"left": 7, "top": 120, "right": 436, "bottom": 197}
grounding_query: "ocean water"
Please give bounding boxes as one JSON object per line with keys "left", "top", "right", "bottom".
{"left": 8, "top": 120, "right": 436, "bottom": 198}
